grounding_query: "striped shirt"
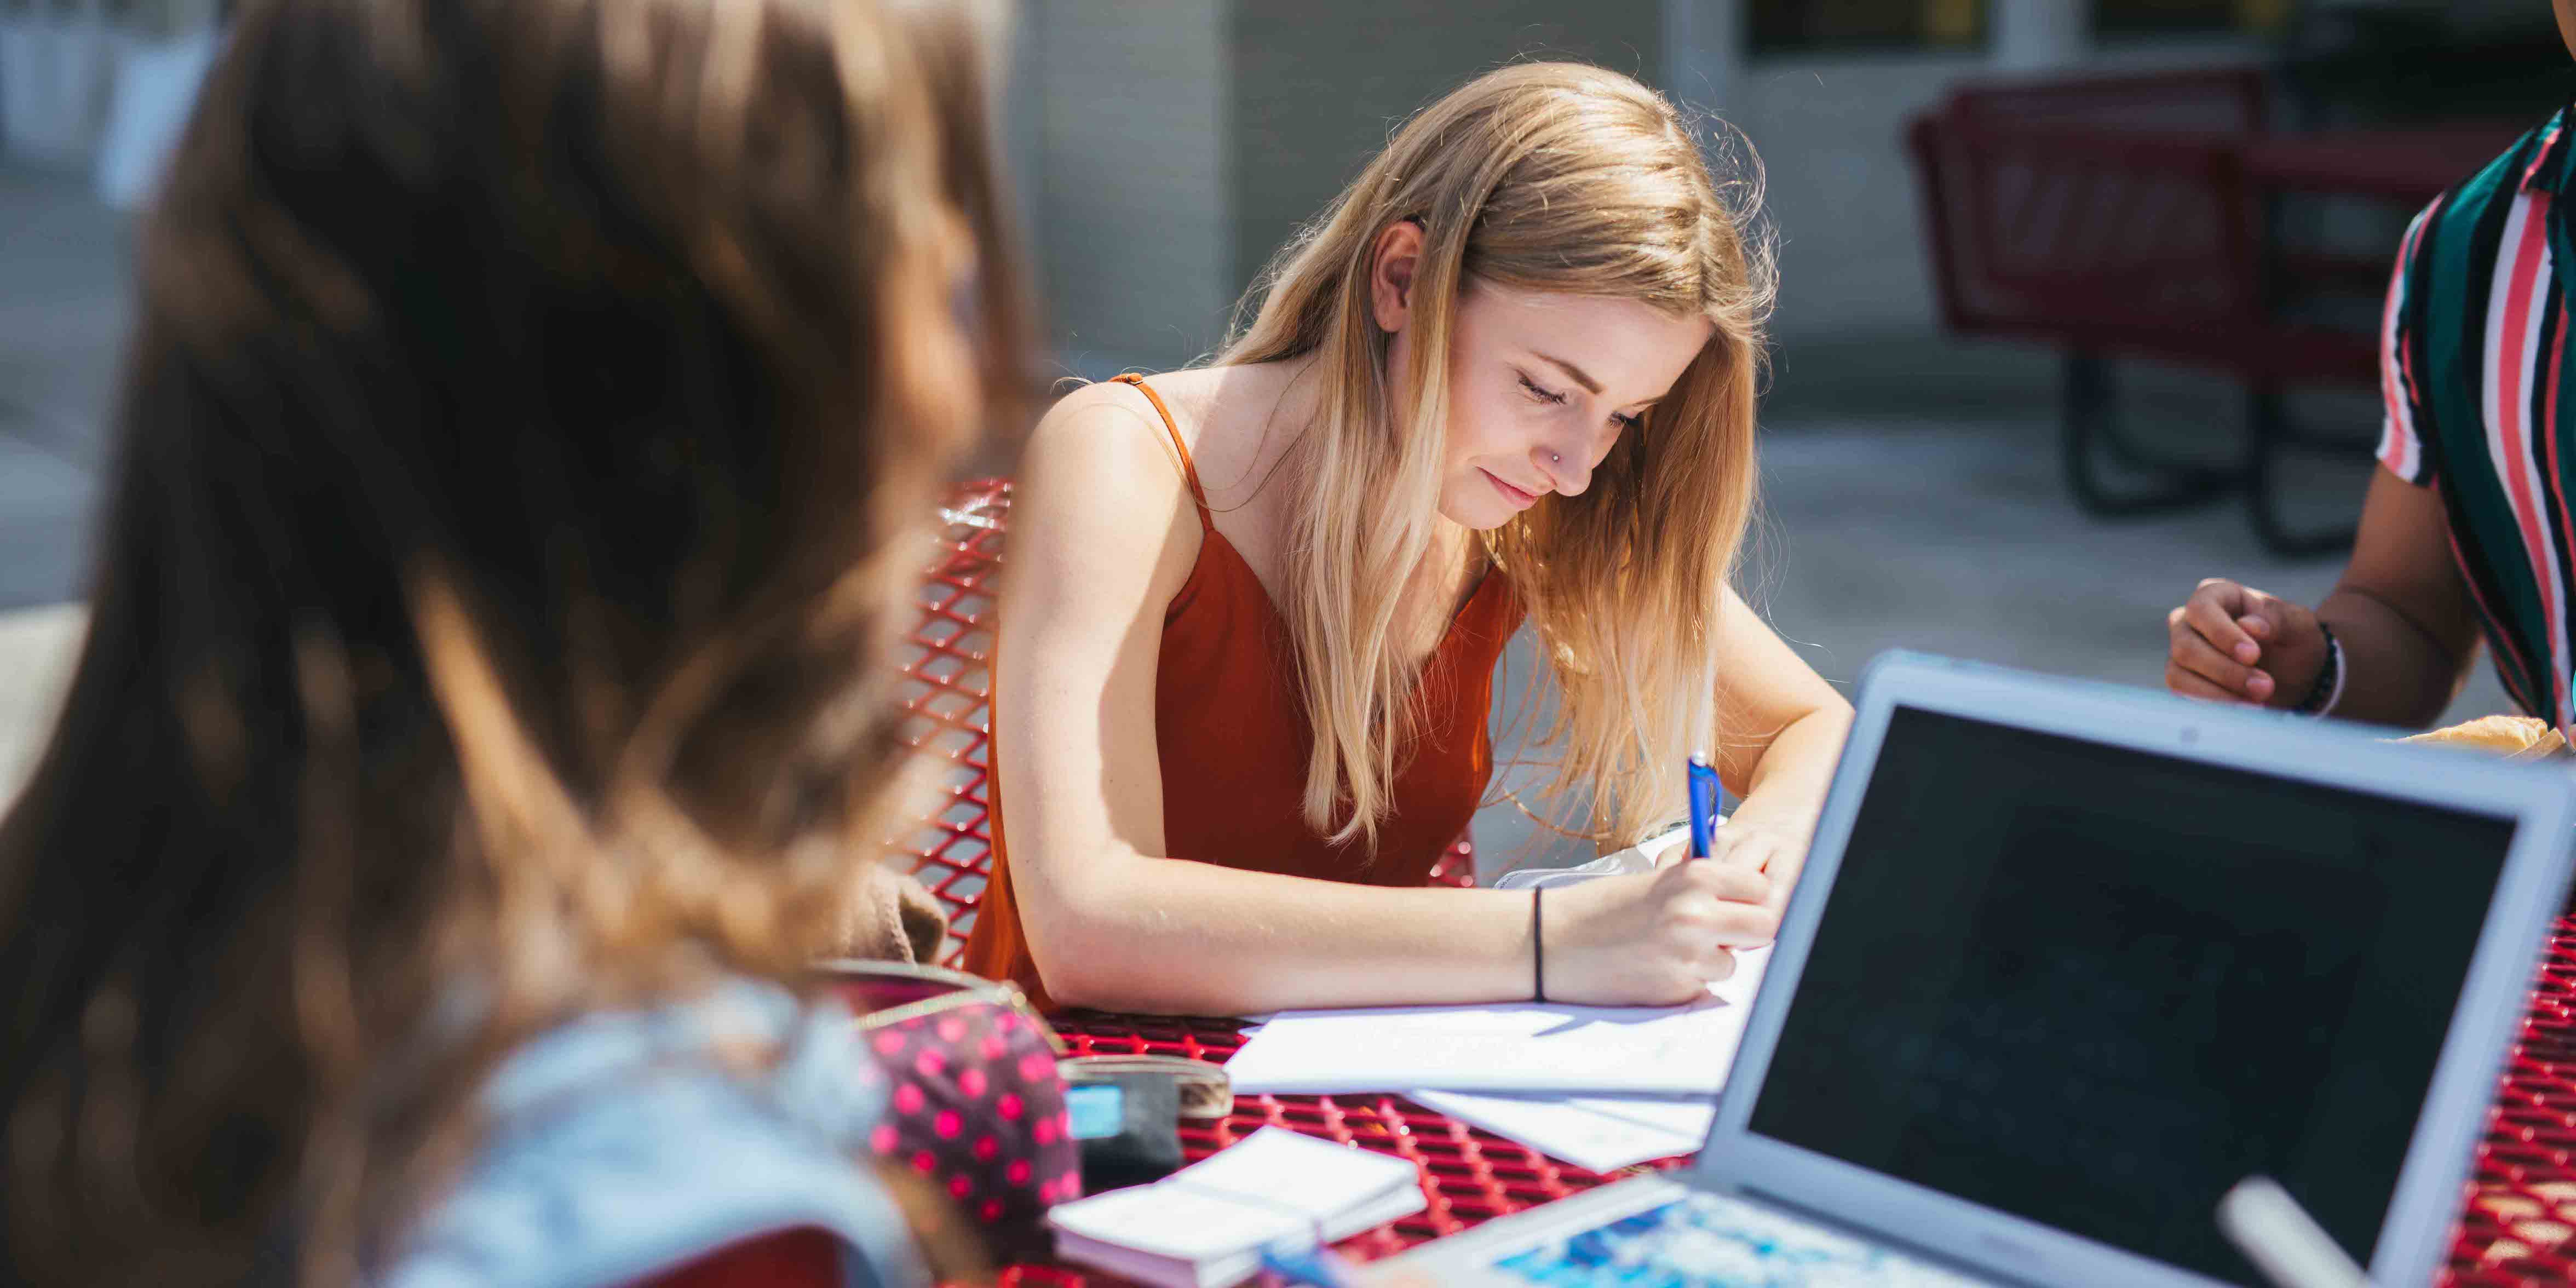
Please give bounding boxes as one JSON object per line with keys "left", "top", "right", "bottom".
{"left": 2380, "top": 106, "right": 2576, "bottom": 733}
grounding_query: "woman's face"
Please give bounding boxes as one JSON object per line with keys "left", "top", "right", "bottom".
{"left": 1427, "top": 283, "right": 1714, "bottom": 531}
{"left": 1368, "top": 222, "right": 1714, "bottom": 532}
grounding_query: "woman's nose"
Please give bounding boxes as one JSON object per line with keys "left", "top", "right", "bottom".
{"left": 1535, "top": 435, "right": 1593, "bottom": 496}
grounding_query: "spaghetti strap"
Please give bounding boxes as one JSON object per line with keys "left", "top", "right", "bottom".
{"left": 1111, "top": 373, "right": 1212, "bottom": 530}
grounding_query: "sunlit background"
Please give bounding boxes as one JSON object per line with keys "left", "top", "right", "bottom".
{"left": 3, "top": 0, "right": 2567, "bottom": 865}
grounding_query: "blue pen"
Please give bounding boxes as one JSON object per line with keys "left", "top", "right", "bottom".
{"left": 1687, "top": 753, "right": 1721, "bottom": 859}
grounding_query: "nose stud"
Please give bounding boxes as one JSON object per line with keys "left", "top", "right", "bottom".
{"left": 1550, "top": 452, "right": 1561, "bottom": 464}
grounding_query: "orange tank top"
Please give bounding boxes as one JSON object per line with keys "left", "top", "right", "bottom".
{"left": 960, "top": 375, "right": 1524, "bottom": 1010}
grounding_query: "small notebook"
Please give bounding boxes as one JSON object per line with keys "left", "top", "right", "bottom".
{"left": 1046, "top": 1127, "right": 1427, "bottom": 1288}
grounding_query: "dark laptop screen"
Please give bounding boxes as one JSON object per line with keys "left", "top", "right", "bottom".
{"left": 1744, "top": 706, "right": 2519, "bottom": 1284}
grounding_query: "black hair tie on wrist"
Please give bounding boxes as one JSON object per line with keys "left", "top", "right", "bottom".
{"left": 1532, "top": 888, "right": 1546, "bottom": 1003}
{"left": 2292, "top": 622, "right": 2341, "bottom": 715}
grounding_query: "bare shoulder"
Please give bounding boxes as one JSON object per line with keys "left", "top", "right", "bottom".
{"left": 1011, "top": 380, "right": 1204, "bottom": 607}
{"left": 1022, "top": 379, "right": 1195, "bottom": 518}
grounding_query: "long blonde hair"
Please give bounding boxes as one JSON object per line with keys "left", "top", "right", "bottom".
{"left": 1218, "top": 61, "right": 1775, "bottom": 851}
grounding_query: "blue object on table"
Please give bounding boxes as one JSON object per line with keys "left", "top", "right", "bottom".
{"left": 1491, "top": 1193, "right": 1887, "bottom": 1287}
{"left": 1260, "top": 1241, "right": 1359, "bottom": 1287}
{"left": 1065, "top": 1084, "right": 1125, "bottom": 1141}
{"left": 1686, "top": 755, "right": 1721, "bottom": 859}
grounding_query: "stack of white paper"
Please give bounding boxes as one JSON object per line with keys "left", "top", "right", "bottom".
{"left": 1046, "top": 1128, "right": 1426, "bottom": 1288}
{"left": 1222, "top": 947, "right": 1769, "bottom": 1171}
{"left": 1406, "top": 1090, "right": 1716, "bottom": 1172}
{"left": 1225, "top": 947, "right": 1768, "bottom": 1096}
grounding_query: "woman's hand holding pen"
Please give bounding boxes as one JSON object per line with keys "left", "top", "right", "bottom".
{"left": 1681, "top": 752, "right": 1806, "bottom": 915}
{"left": 1543, "top": 861, "right": 1779, "bottom": 1007}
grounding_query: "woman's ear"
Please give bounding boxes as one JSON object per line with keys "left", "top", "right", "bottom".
{"left": 1367, "top": 220, "right": 1425, "bottom": 334}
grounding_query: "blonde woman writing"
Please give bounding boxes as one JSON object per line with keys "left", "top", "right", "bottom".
{"left": 962, "top": 64, "right": 1850, "bottom": 1015}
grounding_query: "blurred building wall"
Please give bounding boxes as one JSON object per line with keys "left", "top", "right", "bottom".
{"left": 1013, "top": 1, "right": 1233, "bottom": 378}
{"left": 1009, "top": 0, "right": 1663, "bottom": 377}
{"left": 1228, "top": 2, "right": 1665, "bottom": 307}
{"left": 1003, "top": 0, "right": 2547, "bottom": 373}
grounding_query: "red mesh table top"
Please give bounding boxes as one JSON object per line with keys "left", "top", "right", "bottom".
{"left": 987, "top": 1013, "right": 1685, "bottom": 1288}
{"left": 2451, "top": 922, "right": 2576, "bottom": 1285}
{"left": 894, "top": 481, "right": 2576, "bottom": 1285}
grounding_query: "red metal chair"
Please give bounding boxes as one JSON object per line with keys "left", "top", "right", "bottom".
{"left": 886, "top": 480, "right": 1474, "bottom": 968}
{"left": 1906, "top": 67, "right": 2383, "bottom": 554}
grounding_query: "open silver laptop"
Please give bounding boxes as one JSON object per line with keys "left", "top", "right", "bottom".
{"left": 1367, "top": 652, "right": 2576, "bottom": 1287}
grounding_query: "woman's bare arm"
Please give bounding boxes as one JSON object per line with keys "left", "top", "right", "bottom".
{"left": 996, "top": 387, "right": 1768, "bottom": 1014}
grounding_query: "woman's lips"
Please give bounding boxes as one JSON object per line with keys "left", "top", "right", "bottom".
{"left": 1481, "top": 468, "right": 1541, "bottom": 509}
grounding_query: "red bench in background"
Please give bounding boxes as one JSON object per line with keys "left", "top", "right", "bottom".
{"left": 1906, "top": 67, "right": 2516, "bottom": 555}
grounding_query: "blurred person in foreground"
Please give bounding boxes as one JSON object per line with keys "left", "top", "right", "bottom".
{"left": 2168, "top": 2, "right": 2576, "bottom": 740}
{"left": 964, "top": 64, "right": 1852, "bottom": 1017}
{"left": 0, "top": 0, "right": 1027, "bottom": 1284}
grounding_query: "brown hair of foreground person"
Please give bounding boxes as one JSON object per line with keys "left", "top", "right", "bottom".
{"left": 0, "top": 0, "right": 1026, "bottom": 1280}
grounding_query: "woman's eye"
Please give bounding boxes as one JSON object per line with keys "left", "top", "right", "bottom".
{"left": 1518, "top": 375, "right": 1567, "bottom": 406}
{"left": 1611, "top": 411, "right": 1642, "bottom": 430}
